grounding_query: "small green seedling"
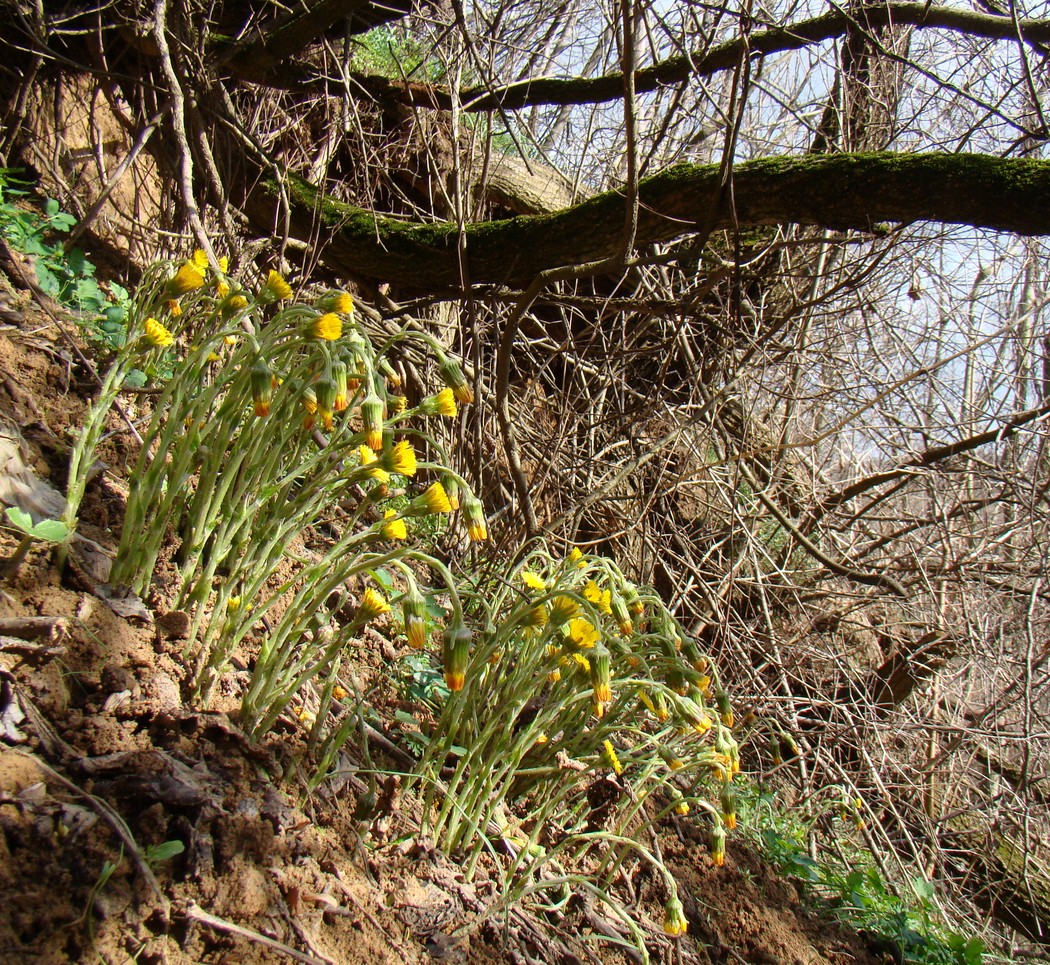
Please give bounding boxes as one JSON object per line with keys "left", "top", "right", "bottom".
{"left": 142, "top": 840, "right": 185, "bottom": 866}
{"left": 1, "top": 506, "right": 70, "bottom": 578}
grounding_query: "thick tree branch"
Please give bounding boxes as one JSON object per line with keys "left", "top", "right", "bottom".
{"left": 219, "top": 0, "right": 432, "bottom": 85}
{"left": 244, "top": 152, "right": 1050, "bottom": 289}
{"left": 282, "top": 3, "right": 1050, "bottom": 107}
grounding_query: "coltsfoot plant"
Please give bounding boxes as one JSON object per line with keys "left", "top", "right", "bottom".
{"left": 408, "top": 544, "right": 742, "bottom": 947}
{"left": 107, "top": 253, "right": 482, "bottom": 740}
{"left": 94, "top": 253, "right": 744, "bottom": 958}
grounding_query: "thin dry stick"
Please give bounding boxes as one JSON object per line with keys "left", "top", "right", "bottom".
{"left": 183, "top": 901, "right": 330, "bottom": 965}
{"left": 152, "top": 0, "right": 218, "bottom": 263}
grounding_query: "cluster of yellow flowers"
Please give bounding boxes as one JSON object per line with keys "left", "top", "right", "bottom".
{"left": 510, "top": 546, "right": 743, "bottom": 874}
{"left": 150, "top": 252, "right": 489, "bottom": 558}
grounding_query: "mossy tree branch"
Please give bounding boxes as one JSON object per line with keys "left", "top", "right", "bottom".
{"left": 244, "top": 152, "right": 1050, "bottom": 289}
{"left": 225, "top": 2, "right": 1050, "bottom": 104}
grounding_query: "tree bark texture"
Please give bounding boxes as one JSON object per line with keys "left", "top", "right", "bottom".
{"left": 245, "top": 152, "right": 1050, "bottom": 289}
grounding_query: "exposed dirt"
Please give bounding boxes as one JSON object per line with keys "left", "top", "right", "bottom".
{"left": 0, "top": 277, "right": 889, "bottom": 965}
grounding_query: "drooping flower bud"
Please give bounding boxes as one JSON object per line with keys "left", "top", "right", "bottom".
{"left": 720, "top": 784, "right": 737, "bottom": 830}
{"left": 438, "top": 356, "right": 474, "bottom": 405}
{"left": 590, "top": 645, "right": 612, "bottom": 713}
{"left": 716, "top": 689, "right": 734, "bottom": 728}
{"left": 462, "top": 492, "right": 487, "bottom": 541}
{"left": 611, "top": 594, "right": 633, "bottom": 636}
{"left": 313, "top": 377, "right": 337, "bottom": 430}
{"left": 402, "top": 585, "right": 427, "bottom": 649}
{"left": 442, "top": 624, "right": 471, "bottom": 691}
{"left": 663, "top": 897, "right": 688, "bottom": 937}
{"left": 440, "top": 473, "right": 461, "bottom": 510}
{"left": 249, "top": 359, "right": 274, "bottom": 417}
{"left": 711, "top": 824, "right": 727, "bottom": 866}
{"left": 360, "top": 390, "right": 386, "bottom": 451}
{"left": 332, "top": 359, "right": 349, "bottom": 412}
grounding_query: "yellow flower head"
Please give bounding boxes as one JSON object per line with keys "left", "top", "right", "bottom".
{"left": 443, "top": 626, "right": 471, "bottom": 692}
{"left": 357, "top": 587, "right": 391, "bottom": 622}
{"left": 568, "top": 547, "right": 586, "bottom": 569}
{"left": 358, "top": 445, "right": 390, "bottom": 483}
{"left": 222, "top": 294, "right": 249, "bottom": 317}
{"left": 566, "top": 617, "right": 599, "bottom": 649}
{"left": 521, "top": 570, "right": 546, "bottom": 592}
{"left": 583, "top": 580, "right": 612, "bottom": 614}
{"left": 568, "top": 652, "right": 590, "bottom": 673}
{"left": 261, "top": 269, "right": 292, "bottom": 302}
{"left": 142, "top": 317, "right": 175, "bottom": 348}
{"left": 549, "top": 595, "right": 580, "bottom": 626}
{"left": 522, "top": 603, "right": 548, "bottom": 628}
{"left": 309, "top": 312, "right": 342, "bottom": 341}
{"left": 422, "top": 387, "right": 457, "bottom": 418}
{"left": 168, "top": 262, "right": 204, "bottom": 297}
{"left": 381, "top": 509, "right": 407, "bottom": 540}
{"left": 601, "top": 740, "right": 623, "bottom": 776}
{"left": 383, "top": 439, "right": 417, "bottom": 477}
{"left": 317, "top": 291, "right": 354, "bottom": 315}
{"left": 409, "top": 482, "right": 453, "bottom": 516}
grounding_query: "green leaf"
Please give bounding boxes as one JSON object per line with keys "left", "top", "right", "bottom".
{"left": 34, "top": 262, "right": 60, "bottom": 296}
{"left": 43, "top": 198, "right": 59, "bottom": 217}
{"left": 4, "top": 506, "right": 34, "bottom": 534}
{"left": 75, "top": 278, "right": 106, "bottom": 312}
{"left": 32, "top": 519, "right": 70, "bottom": 542}
{"left": 3, "top": 507, "right": 69, "bottom": 543}
{"left": 49, "top": 212, "right": 76, "bottom": 232}
{"left": 123, "top": 369, "right": 147, "bottom": 388}
{"left": 910, "top": 878, "right": 935, "bottom": 901}
{"left": 144, "top": 840, "right": 185, "bottom": 864}
{"left": 65, "top": 247, "right": 94, "bottom": 276}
